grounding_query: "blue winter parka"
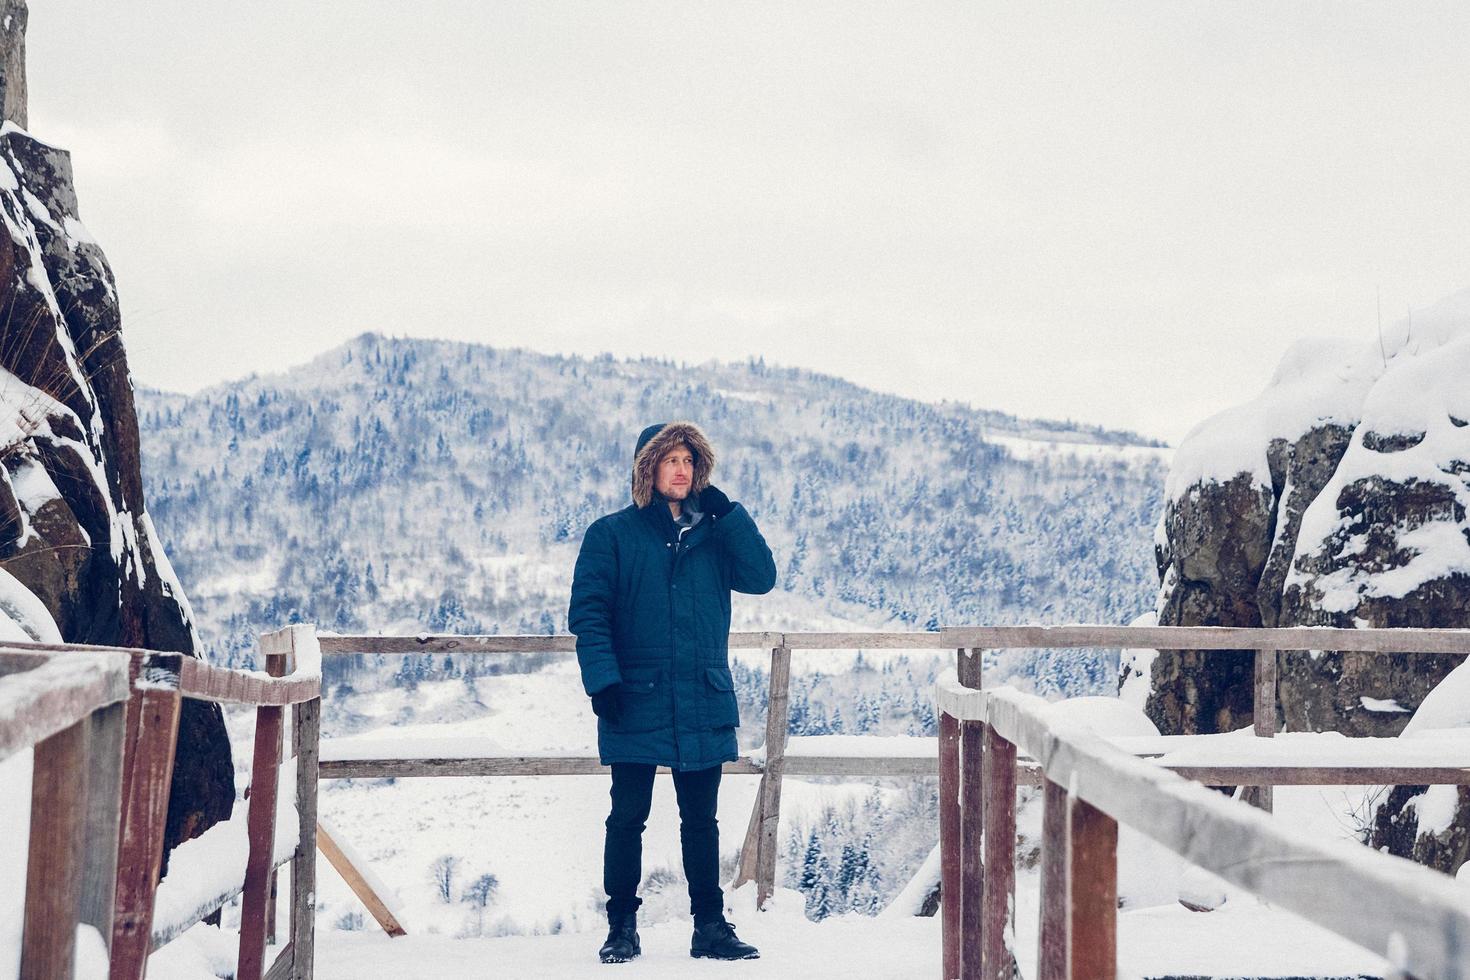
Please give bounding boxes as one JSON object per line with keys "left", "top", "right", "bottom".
{"left": 569, "top": 492, "right": 777, "bottom": 771}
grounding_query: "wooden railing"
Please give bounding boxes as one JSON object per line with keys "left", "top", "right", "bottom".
{"left": 0, "top": 628, "right": 322, "bottom": 980}
{"left": 1, "top": 648, "right": 132, "bottom": 979}
{"left": 934, "top": 624, "right": 1470, "bottom": 980}
{"left": 314, "top": 629, "right": 953, "bottom": 915}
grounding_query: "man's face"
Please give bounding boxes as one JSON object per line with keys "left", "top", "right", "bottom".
{"left": 654, "top": 444, "right": 694, "bottom": 500}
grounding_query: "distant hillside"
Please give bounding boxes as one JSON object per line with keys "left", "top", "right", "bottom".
{"left": 137, "top": 333, "right": 1168, "bottom": 694}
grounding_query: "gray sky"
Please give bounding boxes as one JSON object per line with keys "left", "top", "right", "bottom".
{"left": 25, "top": 2, "right": 1470, "bottom": 443}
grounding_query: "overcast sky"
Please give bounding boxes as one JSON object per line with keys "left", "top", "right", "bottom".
{"left": 24, "top": 2, "right": 1470, "bottom": 443}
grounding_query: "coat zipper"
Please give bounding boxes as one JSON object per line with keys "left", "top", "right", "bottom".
{"left": 668, "top": 517, "right": 709, "bottom": 766}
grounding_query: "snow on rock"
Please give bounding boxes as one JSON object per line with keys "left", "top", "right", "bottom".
{"left": 1360, "top": 695, "right": 1409, "bottom": 714}
{"left": 1401, "top": 650, "right": 1470, "bottom": 735}
{"left": 0, "top": 565, "right": 60, "bottom": 643}
{"left": 1177, "top": 865, "right": 1229, "bottom": 912}
{"left": 1115, "top": 610, "right": 1158, "bottom": 714}
{"left": 1163, "top": 334, "right": 1379, "bottom": 501}
{"left": 1042, "top": 695, "right": 1159, "bottom": 739}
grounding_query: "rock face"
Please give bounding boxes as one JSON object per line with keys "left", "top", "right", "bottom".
{"left": 0, "top": 4, "right": 233, "bottom": 861}
{"left": 1140, "top": 293, "right": 1470, "bottom": 874}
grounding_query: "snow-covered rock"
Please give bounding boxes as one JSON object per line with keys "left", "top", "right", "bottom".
{"left": 0, "top": 13, "right": 231, "bottom": 864}
{"left": 1146, "top": 285, "right": 1470, "bottom": 875}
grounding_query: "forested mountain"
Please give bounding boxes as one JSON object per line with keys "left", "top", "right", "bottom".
{"left": 137, "top": 332, "right": 1167, "bottom": 696}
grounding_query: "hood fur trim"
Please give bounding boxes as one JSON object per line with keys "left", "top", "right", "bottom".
{"left": 631, "top": 421, "right": 716, "bottom": 508}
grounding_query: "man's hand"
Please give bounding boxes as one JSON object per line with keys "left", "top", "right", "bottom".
{"left": 700, "top": 485, "right": 733, "bottom": 518}
{"left": 591, "top": 684, "right": 623, "bottom": 725}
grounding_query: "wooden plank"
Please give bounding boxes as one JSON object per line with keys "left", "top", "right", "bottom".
{"left": 939, "top": 711, "right": 961, "bottom": 980}
{"left": 316, "top": 820, "right": 408, "bottom": 937}
{"left": 958, "top": 720, "right": 984, "bottom": 980}
{"left": 316, "top": 754, "right": 969, "bottom": 779}
{"left": 777, "top": 631, "right": 948, "bottom": 649}
{"left": 1248, "top": 648, "right": 1277, "bottom": 813}
{"left": 1168, "top": 766, "right": 1470, "bottom": 785}
{"left": 0, "top": 651, "right": 131, "bottom": 759}
{"left": 980, "top": 726, "right": 1016, "bottom": 980}
{"left": 730, "top": 775, "right": 766, "bottom": 890}
{"left": 22, "top": 719, "right": 87, "bottom": 980}
{"left": 754, "top": 646, "right": 792, "bottom": 909}
{"left": 291, "top": 696, "right": 321, "bottom": 979}
{"left": 265, "top": 653, "right": 285, "bottom": 949}
{"left": 259, "top": 628, "right": 297, "bottom": 657}
{"left": 1068, "top": 799, "right": 1117, "bottom": 980}
{"left": 238, "top": 701, "right": 285, "bottom": 980}
{"left": 80, "top": 701, "right": 126, "bottom": 953}
{"left": 1037, "top": 780, "right": 1066, "bottom": 980}
{"left": 941, "top": 623, "right": 1470, "bottom": 654}
{"left": 319, "top": 756, "right": 764, "bottom": 778}
{"left": 111, "top": 682, "right": 183, "bottom": 980}
{"left": 315, "top": 630, "right": 950, "bottom": 656}
{"left": 319, "top": 751, "right": 1470, "bottom": 787}
{"left": 265, "top": 943, "right": 295, "bottom": 980}
{"left": 177, "top": 656, "right": 320, "bottom": 706}
{"left": 0, "top": 650, "right": 50, "bottom": 675}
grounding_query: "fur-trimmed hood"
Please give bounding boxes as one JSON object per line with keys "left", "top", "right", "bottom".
{"left": 631, "top": 421, "right": 716, "bottom": 509}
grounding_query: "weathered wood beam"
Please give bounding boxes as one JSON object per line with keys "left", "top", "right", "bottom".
{"left": 22, "top": 719, "right": 87, "bottom": 980}
{"left": 753, "top": 646, "right": 792, "bottom": 910}
{"left": 0, "top": 651, "right": 130, "bottom": 759}
{"left": 237, "top": 699, "right": 285, "bottom": 980}
{"left": 1068, "top": 799, "right": 1117, "bottom": 980}
{"left": 1037, "top": 779, "right": 1066, "bottom": 980}
{"left": 939, "top": 712, "right": 961, "bottom": 980}
{"left": 111, "top": 677, "right": 183, "bottom": 980}
{"left": 291, "top": 692, "right": 321, "bottom": 979}
{"left": 316, "top": 819, "right": 407, "bottom": 937}
{"left": 959, "top": 719, "right": 984, "bottom": 980}
{"left": 942, "top": 623, "right": 1470, "bottom": 654}
{"left": 980, "top": 726, "right": 1016, "bottom": 980}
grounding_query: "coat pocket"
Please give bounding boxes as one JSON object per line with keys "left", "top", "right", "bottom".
{"left": 614, "top": 668, "right": 665, "bottom": 734}
{"left": 704, "top": 666, "right": 740, "bottom": 730}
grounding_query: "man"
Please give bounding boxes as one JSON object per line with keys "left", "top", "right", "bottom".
{"left": 569, "top": 420, "right": 777, "bottom": 964}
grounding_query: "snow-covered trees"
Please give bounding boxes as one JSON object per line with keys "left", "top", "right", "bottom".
{"left": 139, "top": 335, "right": 1164, "bottom": 696}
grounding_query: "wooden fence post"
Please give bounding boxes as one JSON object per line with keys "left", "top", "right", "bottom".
{"left": 22, "top": 718, "right": 88, "bottom": 980}
{"left": 81, "top": 700, "right": 127, "bottom": 952}
{"left": 939, "top": 710, "right": 961, "bottom": 980}
{"left": 1069, "top": 798, "right": 1117, "bottom": 980}
{"left": 111, "top": 660, "right": 184, "bottom": 980}
{"left": 753, "top": 644, "right": 792, "bottom": 910}
{"left": 1249, "top": 648, "right": 1277, "bottom": 813}
{"left": 266, "top": 648, "right": 286, "bottom": 949}
{"left": 1037, "top": 779, "right": 1067, "bottom": 980}
{"left": 957, "top": 648, "right": 985, "bottom": 979}
{"left": 237, "top": 649, "right": 286, "bottom": 980}
{"left": 959, "top": 719, "right": 984, "bottom": 979}
{"left": 980, "top": 725, "right": 1016, "bottom": 980}
{"left": 290, "top": 632, "right": 321, "bottom": 979}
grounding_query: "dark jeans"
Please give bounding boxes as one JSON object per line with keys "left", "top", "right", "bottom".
{"left": 604, "top": 762, "right": 723, "bottom": 921}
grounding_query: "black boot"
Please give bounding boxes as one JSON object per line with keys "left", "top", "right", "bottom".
{"left": 599, "top": 912, "right": 641, "bottom": 964}
{"left": 690, "top": 917, "right": 759, "bottom": 960}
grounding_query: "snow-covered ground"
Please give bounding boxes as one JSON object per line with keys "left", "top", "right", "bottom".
{"left": 144, "top": 874, "right": 1391, "bottom": 980}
